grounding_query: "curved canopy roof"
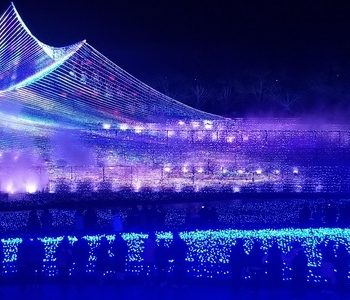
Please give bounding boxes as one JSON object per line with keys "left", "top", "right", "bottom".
{"left": 0, "top": 3, "right": 222, "bottom": 130}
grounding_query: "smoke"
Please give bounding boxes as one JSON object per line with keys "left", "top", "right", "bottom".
{"left": 0, "top": 151, "right": 48, "bottom": 194}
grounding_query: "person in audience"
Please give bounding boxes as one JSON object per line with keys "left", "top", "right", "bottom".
{"left": 17, "top": 237, "right": 45, "bottom": 282}
{"left": 56, "top": 237, "right": 73, "bottom": 280}
{"left": 27, "top": 210, "right": 41, "bottom": 232}
{"left": 74, "top": 210, "right": 85, "bottom": 233}
{"left": 246, "top": 241, "right": 264, "bottom": 286}
{"left": 156, "top": 239, "right": 170, "bottom": 285}
{"left": 334, "top": 243, "right": 350, "bottom": 288}
{"left": 324, "top": 203, "right": 337, "bottom": 226}
{"left": 143, "top": 233, "right": 157, "bottom": 280}
{"left": 299, "top": 203, "right": 311, "bottom": 226}
{"left": 41, "top": 209, "right": 53, "bottom": 233}
{"left": 230, "top": 239, "right": 246, "bottom": 285}
{"left": 72, "top": 235, "right": 90, "bottom": 278}
{"left": 95, "top": 236, "right": 111, "bottom": 279}
{"left": 170, "top": 232, "right": 188, "bottom": 285}
{"left": 111, "top": 233, "right": 128, "bottom": 280}
{"left": 290, "top": 242, "right": 308, "bottom": 289}
{"left": 265, "top": 243, "right": 283, "bottom": 286}
{"left": 155, "top": 205, "right": 166, "bottom": 229}
{"left": 84, "top": 209, "right": 98, "bottom": 232}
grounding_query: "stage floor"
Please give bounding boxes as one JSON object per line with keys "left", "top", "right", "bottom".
{"left": 0, "top": 283, "right": 348, "bottom": 300}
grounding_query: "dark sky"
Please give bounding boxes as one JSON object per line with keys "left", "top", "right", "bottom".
{"left": 3, "top": 1, "right": 350, "bottom": 103}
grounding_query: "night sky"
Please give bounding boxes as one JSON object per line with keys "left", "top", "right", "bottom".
{"left": 3, "top": 0, "right": 350, "bottom": 115}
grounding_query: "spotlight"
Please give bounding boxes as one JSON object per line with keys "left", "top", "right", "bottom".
{"left": 26, "top": 183, "right": 37, "bottom": 194}
{"left": 102, "top": 123, "right": 111, "bottom": 130}
{"left": 119, "top": 124, "right": 128, "bottom": 130}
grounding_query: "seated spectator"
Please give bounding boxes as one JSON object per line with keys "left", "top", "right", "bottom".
{"left": 17, "top": 237, "right": 45, "bottom": 281}
{"left": 72, "top": 236, "right": 90, "bottom": 278}
{"left": 266, "top": 243, "right": 283, "bottom": 285}
{"left": 56, "top": 237, "right": 73, "bottom": 280}
{"left": 95, "top": 237, "right": 111, "bottom": 278}
{"left": 27, "top": 210, "right": 41, "bottom": 232}
{"left": 41, "top": 209, "right": 53, "bottom": 233}
{"left": 170, "top": 232, "right": 188, "bottom": 285}
{"left": 230, "top": 239, "right": 246, "bottom": 285}
{"left": 111, "top": 233, "right": 128, "bottom": 280}
{"left": 143, "top": 233, "right": 157, "bottom": 278}
{"left": 156, "top": 239, "right": 170, "bottom": 284}
{"left": 290, "top": 243, "right": 308, "bottom": 288}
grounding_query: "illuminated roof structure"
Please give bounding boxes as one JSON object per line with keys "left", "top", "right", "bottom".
{"left": 0, "top": 3, "right": 220, "bottom": 129}
{"left": 0, "top": 4, "right": 349, "bottom": 194}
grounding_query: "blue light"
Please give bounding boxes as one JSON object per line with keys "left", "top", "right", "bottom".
{"left": 1, "top": 228, "right": 350, "bottom": 284}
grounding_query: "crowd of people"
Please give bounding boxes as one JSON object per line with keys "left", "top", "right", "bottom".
{"left": 6, "top": 232, "right": 188, "bottom": 286}
{"left": 298, "top": 202, "right": 345, "bottom": 226}
{"left": 1, "top": 233, "right": 349, "bottom": 288}
{"left": 19, "top": 200, "right": 349, "bottom": 235}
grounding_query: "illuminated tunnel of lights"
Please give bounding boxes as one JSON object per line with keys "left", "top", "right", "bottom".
{"left": 0, "top": 3, "right": 349, "bottom": 194}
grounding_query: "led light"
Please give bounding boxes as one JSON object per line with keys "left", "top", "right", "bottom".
{"left": 293, "top": 167, "right": 299, "bottom": 174}
{"left": 6, "top": 183, "right": 14, "bottom": 194}
{"left": 178, "top": 120, "right": 185, "bottom": 126}
{"left": 133, "top": 181, "right": 142, "bottom": 192}
{"left": 204, "top": 120, "right": 213, "bottom": 129}
{"left": 102, "top": 123, "right": 111, "bottom": 130}
{"left": 227, "top": 136, "right": 234, "bottom": 143}
{"left": 119, "top": 124, "right": 128, "bottom": 130}
{"left": 256, "top": 169, "right": 262, "bottom": 175}
{"left": 26, "top": 183, "right": 37, "bottom": 194}
{"left": 134, "top": 126, "right": 143, "bottom": 134}
{"left": 192, "top": 121, "right": 200, "bottom": 128}
{"left": 237, "top": 169, "right": 244, "bottom": 175}
{"left": 164, "top": 166, "right": 171, "bottom": 173}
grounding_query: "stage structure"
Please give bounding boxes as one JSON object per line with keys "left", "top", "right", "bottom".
{"left": 0, "top": 3, "right": 350, "bottom": 194}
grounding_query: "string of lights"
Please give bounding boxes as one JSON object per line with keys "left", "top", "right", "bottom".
{"left": 1, "top": 228, "right": 350, "bottom": 284}
{"left": 0, "top": 4, "right": 349, "bottom": 194}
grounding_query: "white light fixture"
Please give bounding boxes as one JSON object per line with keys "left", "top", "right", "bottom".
{"left": 119, "top": 124, "right": 128, "bottom": 130}
{"left": 26, "top": 183, "right": 37, "bottom": 194}
{"left": 102, "top": 123, "right": 111, "bottom": 130}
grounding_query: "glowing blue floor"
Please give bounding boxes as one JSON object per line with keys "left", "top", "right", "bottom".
{"left": 0, "top": 283, "right": 348, "bottom": 300}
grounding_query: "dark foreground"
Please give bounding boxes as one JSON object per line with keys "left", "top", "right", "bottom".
{"left": 0, "top": 283, "right": 349, "bottom": 300}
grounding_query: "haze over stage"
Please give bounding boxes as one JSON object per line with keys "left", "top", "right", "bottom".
{"left": 0, "top": 4, "right": 349, "bottom": 195}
